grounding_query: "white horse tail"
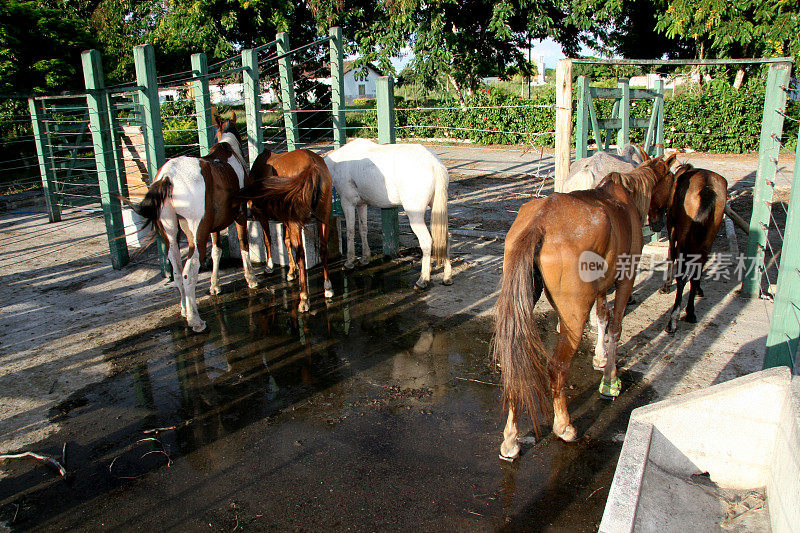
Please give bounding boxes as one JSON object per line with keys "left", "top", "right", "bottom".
{"left": 430, "top": 161, "right": 449, "bottom": 263}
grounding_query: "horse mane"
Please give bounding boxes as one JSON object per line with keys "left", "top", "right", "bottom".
{"left": 602, "top": 159, "right": 665, "bottom": 221}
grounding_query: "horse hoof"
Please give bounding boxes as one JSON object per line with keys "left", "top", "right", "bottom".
{"left": 298, "top": 301, "right": 310, "bottom": 313}
{"left": 286, "top": 273, "right": 295, "bottom": 282}
{"left": 414, "top": 281, "right": 430, "bottom": 291}
{"left": 189, "top": 319, "right": 207, "bottom": 333}
{"left": 592, "top": 354, "right": 607, "bottom": 371}
{"left": 263, "top": 265, "right": 273, "bottom": 274}
{"left": 360, "top": 258, "right": 370, "bottom": 267}
{"left": 666, "top": 322, "right": 677, "bottom": 334}
{"left": 344, "top": 261, "right": 355, "bottom": 270}
{"left": 441, "top": 278, "right": 454, "bottom": 286}
{"left": 660, "top": 284, "right": 671, "bottom": 294}
{"left": 324, "top": 289, "right": 334, "bottom": 299}
{"left": 180, "top": 307, "right": 187, "bottom": 318}
{"left": 499, "top": 442, "right": 520, "bottom": 461}
{"left": 697, "top": 288, "right": 704, "bottom": 298}
{"left": 683, "top": 313, "right": 697, "bottom": 323}
{"left": 498, "top": 452, "right": 518, "bottom": 463}
{"left": 266, "top": 260, "right": 274, "bottom": 271}
{"left": 556, "top": 425, "right": 578, "bottom": 442}
{"left": 209, "top": 285, "right": 221, "bottom": 295}
{"left": 598, "top": 376, "right": 622, "bottom": 398}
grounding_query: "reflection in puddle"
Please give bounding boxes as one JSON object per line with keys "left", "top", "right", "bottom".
{"left": 0, "top": 261, "right": 642, "bottom": 532}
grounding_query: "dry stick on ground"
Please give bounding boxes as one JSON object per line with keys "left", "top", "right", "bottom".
{"left": 0, "top": 452, "right": 67, "bottom": 478}
{"left": 142, "top": 419, "right": 193, "bottom": 435}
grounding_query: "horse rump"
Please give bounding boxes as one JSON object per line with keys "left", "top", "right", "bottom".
{"left": 492, "top": 225, "right": 550, "bottom": 435}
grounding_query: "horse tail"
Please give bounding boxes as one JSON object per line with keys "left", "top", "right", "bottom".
{"left": 118, "top": 173, "right": 172, "bottom": 236}
{"left": 695, "top": 186, "right": 717, "bottom": 224}
{"left": 492, "top": 225, "right": 550, "bottom": 435}
{"left": 430, "top": 161, "right": 449, "bottom": 263}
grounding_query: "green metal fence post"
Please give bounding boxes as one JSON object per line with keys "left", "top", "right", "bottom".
{"left": 192, "top": 52, "right": 233, "bottom": 260}
{"left": 191, "top": 53, "right": 215, "bottom": 154}
{"left": 764, "top": 123, "right": 800, "bottom": 369}
{"left": 81, "top": 50, "right": 129, "bottom": 270}
{"left": 276, "top": 32, "right": 299, "bottom": 151}
{"left": 617, "top": 77, "right": 630, "bottom": 149}
{"left": 329, "top": 26, "right": 346, "bottom": 149}
{"left": 654, "top": 79, "right": 665, "bottom": 157}
{"left": 242, "top": 47, "right": 268, "bottom": 263}
{"left": 134, "top": 44, "right": 170, "bottom": 277}
{"left": 743, "top": 62, "right": 791, "bottom": 296}
{"left": 575, "top": 75, "right": 588, "bottom": 159}
{"left": 242, "top": 48, "right": 264, "bottom": 163}
{"left": 377, "top": 76, "right": 399, "bottom": 257}
{"left": 28, "top": 98, "right": 61, "bottom": 222}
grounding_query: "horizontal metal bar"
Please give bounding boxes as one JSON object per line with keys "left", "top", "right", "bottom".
{"left": 572, "top": 57, "right": 794, "bottom": 66}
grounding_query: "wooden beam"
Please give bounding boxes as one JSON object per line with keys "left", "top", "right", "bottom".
{"left": 554, "top": 59, "right": 572, "bottom": 192}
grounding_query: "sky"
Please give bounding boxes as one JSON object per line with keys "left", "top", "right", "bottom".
{"left": 385, "top": 38, "right": 593, "bottom": 72}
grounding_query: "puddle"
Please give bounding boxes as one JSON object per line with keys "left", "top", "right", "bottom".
{"left": 0, "top": 260, "right": 656, "bottom": 531}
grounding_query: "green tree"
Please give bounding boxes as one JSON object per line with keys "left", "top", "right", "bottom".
{"left": 0, "top": 0, "right": 95, "bottom": 94}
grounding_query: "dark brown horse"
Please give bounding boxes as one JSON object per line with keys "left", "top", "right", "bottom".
{"left": 652, "top": 163, "right": 728, "bottom": 333}
{"left": 124, "top": 112, "right": 258, "bottom": 332}
{"left": 492, "top": 154, "right": 676, "bottom": 461}
{"left": 237, "top": 149, "right": 333, "bottom": 313}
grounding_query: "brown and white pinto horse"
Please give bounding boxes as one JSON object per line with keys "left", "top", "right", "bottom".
{"left": 236, "top": 148, "right": 334, "bottom": 313}
{"left": 651, "top": 163, "right": 728, "bottom": 333}
{"left": 492, "top": 154, "right": 676, "bottom": 461}
{"left": 126, "top": 112, "right": 259, "bottom": 332}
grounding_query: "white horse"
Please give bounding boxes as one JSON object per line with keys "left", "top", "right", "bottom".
{"left": 125, "top": 113, "right": 258, "bottom": 332}
{"left": 324, "top": 139, "right": 452, "bottom": 289}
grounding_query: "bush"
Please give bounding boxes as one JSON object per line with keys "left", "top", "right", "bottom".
{"left": 344, "top": 78, "right": 800, "bottom": 153}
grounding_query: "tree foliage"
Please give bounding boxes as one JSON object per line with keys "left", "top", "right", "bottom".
{"left": 0, "top": 0, "right": 95, "bottom": 94}
{"left": 656, "top": 0, "right": 800, "bottom": 61}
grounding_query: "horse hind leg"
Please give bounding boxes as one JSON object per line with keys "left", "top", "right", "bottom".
{"left": 318, "top": 219, "right": 333, "bottom": 299}
{"left": 235, "top": 220, "right": 259, "bottom": 289}
{"left": 262, "top": 222, "right": 274, "bottom": 272}
{"left": 407, "top": 209, "right": 432, "bottom": 290}
{"left": 592, "top": 295, "right": 610, "bottom": 371}
{"left": 356, "top": 203, "right": 371, "bottom": 266}
{"left": 162, "top": 211, "right": 187, "bottom": 318}
{"left": 342, "top": 201, "right": 357, "bottom": 270}
{"left": 288, "top": 222, "right": 310, "bottom": 312}
{"left": 499, "top": 407, "right": 520, "bottom": 461}
{"left": 441, "top": 235, "right": 453, "bottom": 286}
{"left": 209, "top": 232, "right": 223, "bottom": 295}
{"left": 182, "top": 221, "right": 207, "bottom": 332}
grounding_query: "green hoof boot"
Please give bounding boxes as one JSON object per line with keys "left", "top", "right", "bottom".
{"left": 599, "top": 376, "right": 622, "bottom": 398}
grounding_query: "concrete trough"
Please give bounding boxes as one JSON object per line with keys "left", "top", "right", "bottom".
{"left": 600, "top": 366, "right": 800, "bottom": 533}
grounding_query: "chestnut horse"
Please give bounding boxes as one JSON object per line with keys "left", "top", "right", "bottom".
{"left": 124, "top": 112, "right": 258, "bottom": 332}
{"left": 492, "top": 154, "right": 676, "bottom": 461}
{"left": 651, "top": 163, "right": 728, "bottom": 333}
{"left": 236, "top": 148, "right": 333, "bottom": 312}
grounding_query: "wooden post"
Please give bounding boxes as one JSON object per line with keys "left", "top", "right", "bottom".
{"left": 28, "top": 98, "right": 61, "bottom": 222}
{"left": 575, "top": 75, "right": 588, "bottom": 159}
{"left": 134, "top": 44, "right": 170, "bottom": 277}
{"left": 743, "top": 62, "right": 791, "bottom": 296}
{"left": 329, "top": 26, "right": 346, "bottom": 149}
{"left": 191, "top": 53, "right": 215, "bottom": 154}
{"left": 554, "top": 59, "right": 573, "bottom": 192}
{"left": 654, "top": 79, "right": 665, "bottom": 157}
{"left": 276, "top": 32, "right": 299, "bottom": 151}
{"left": 617, "top": 77, "right": 630, "bottom": 149}
{"left": 764, "top": 122, "right": 800, "bottom": 369}
{"left": 241, "top": 47, "right": 267, "bottom": 263}
{"left": 81, "top": 50, "right": 129, "bottom": 270}
{"left": 377, "top": 76, "right": 399, "bottom": 257}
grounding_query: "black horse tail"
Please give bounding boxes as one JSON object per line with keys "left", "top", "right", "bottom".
{"left": 118, "top": 176, "right": 172, "bottom": 236}
{"left": 695, "top": 186, "right": 717, "bottom": 224}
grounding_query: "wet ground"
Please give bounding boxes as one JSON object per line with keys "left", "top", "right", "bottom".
{"left": 0, "top": 257, "right": 658, "bottom": 532}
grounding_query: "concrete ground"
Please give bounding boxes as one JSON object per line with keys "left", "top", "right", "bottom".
{"left": 0, "top": 145, "right": 790, "bottom": 530}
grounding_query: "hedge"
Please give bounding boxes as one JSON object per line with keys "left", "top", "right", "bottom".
{"left": 344, "top": 78, "right": 800, "bottom": 153}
